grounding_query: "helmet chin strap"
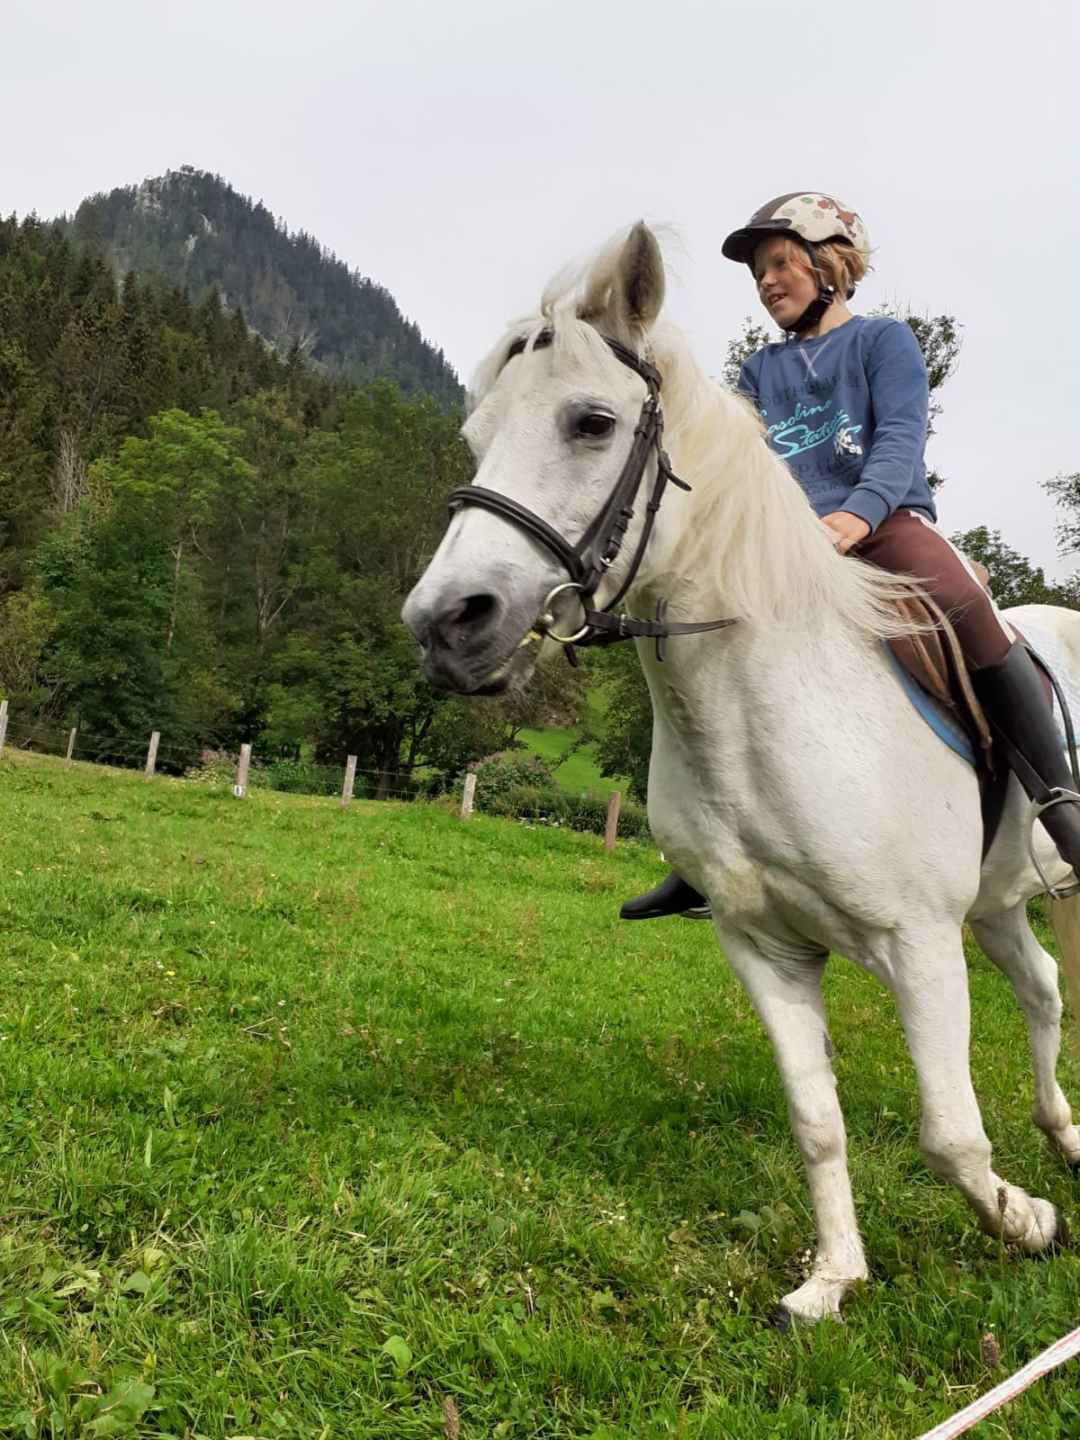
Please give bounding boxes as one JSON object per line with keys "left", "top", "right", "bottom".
{"left": 787, "top": 291, "right": 835, "bottom": 335}
{"left": 785, "top": 237, "right": 837, "bottom": 336}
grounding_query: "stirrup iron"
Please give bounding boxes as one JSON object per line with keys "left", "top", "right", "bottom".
{"left": 1027, "top": 788, "right": 1080, "bottom": 900}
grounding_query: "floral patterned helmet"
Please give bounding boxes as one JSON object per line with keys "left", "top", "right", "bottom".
{"left": 722, "top": 193, "right": 870, "bottom": 266}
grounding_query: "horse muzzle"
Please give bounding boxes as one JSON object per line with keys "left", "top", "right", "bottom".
{"left": 401, "top": 582, "right": 541, "bottom": 695}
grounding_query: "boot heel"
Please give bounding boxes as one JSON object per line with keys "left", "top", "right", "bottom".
{"left": 620, "top": 871, "right": 708, "bottom": 921}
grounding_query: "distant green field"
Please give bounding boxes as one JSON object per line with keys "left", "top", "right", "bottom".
{"left": 519, "top": 680, "right": 629, "bottom": 797}
{"left": 516, "top": 725, "right": 625, "bottom": 797}
{"left": 1, "top": 751, "right": 1079, "bottom": 1437}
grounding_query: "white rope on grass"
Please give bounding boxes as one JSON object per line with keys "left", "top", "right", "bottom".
{"left": 916, "top": 1325, "right": 1080, "bottom": 1439}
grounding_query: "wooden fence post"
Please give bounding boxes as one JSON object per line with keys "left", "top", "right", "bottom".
{"left": 0, "top": 699, "right": 7, "bottom": 756}
{"left": 65, "top": 728, "right": 77, "bottom": 768}
{"left": 144, "top": 730, "right": 160, "bottom": 781}
{"left": 234, "top": 742, "right": 252, "bottom": 798}
{"left": 604, "top": 790, "right": 621, "bottom": 851}
{"left": 341, "top": 755, "right": 357, "bottom": 807}
{"left": 460, "top": 772, "right": 477, "bottom": 820}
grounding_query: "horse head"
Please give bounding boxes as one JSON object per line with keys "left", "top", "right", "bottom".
{"left": 402, "top": 223, "right": 668, "bottom": 694}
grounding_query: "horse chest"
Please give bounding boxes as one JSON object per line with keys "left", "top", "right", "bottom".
{"left": 644, "top": 667, "right": 945, "bottom": 943}
{"left": 647, "top": 775, "right": 778, "bottom": 923}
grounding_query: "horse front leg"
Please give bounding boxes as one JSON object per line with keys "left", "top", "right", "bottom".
{"left": 718, "top": 926, "right": 868, "bottom": 1323}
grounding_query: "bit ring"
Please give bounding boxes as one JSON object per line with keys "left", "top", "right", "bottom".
{"left": 538, "top": 582, "right": 591, "bottom": 645}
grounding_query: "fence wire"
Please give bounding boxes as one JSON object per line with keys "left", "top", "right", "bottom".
{"left": 0, "top": 714, "right": 639, "bottom": 842}
{"left": 0, "top": 723, "right": 427, "bottom": 805}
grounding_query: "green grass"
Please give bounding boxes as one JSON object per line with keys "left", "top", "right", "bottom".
{"left": 1, "top": 751, "right": 1079, "bottom": 1437}
{"left": 517, "top": 727, "right": 624, "bottom": 798}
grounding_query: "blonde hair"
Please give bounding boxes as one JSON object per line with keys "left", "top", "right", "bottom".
{"left": 760, "top": 235, "right": 870, "bottom": 299}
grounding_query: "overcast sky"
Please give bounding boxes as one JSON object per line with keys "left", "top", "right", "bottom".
{"left": 5, "top": 0, "right": 1078, "bottom": 575}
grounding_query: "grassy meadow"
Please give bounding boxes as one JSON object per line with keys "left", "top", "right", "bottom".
{"left": 0, "top": 751, "right": 1078, "bottom": 1438}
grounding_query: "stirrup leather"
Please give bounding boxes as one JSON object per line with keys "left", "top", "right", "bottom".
{"left": 1027, "top": 788, "right": 1080, "bottom": 900}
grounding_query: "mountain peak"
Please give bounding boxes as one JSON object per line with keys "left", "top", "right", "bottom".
{"left": 69, "top": 169, "right": 462, "bottom": 404}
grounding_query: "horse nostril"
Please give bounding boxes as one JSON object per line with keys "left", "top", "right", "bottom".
{"left": 458, "top": 593, "right": 497, "bottom": 628}
{"left": 434, "top": 593, "right": 499, "bottom": 646}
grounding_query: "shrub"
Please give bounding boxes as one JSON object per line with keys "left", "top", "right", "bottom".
{"left": 184, "top": 749, "right": 238, "bottom": 787}
{"left": 484, "top": 781, "right": 568, "bottom": 824}
{"left": 469, "top": 751, "right": 557, "bottom": 808}
{"left": 259, "top": 758, "right": 342, "bottom": 797}
{"left": 467, "top": 751, "right": 651, "bottom": 841}
{"left": 559, "top": 791, "right": 652, "bottom": 842}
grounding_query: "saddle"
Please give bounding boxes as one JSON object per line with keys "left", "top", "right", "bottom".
{"left": 887, "top": 579, "right": 1054, "bottom": 857}
{"left": 889, "top": 592, "right": 994, "bottom": 768}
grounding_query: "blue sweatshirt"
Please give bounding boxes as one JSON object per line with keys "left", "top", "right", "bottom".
{"left": 737, "top": 315, "right": 935, "bottom": 533}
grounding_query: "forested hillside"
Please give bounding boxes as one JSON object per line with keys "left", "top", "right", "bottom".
{"left": 0, "top": 213, "right": 576, "bottom": 790}
{"left": 67, "top": 168, "right": 463, "bottom": 405}
{"left": 5, "top": 198, "right": 1074, "bottom": 807}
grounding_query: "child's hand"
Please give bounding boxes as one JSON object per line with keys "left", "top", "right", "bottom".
{"left": 822, "top": 511, "right": 871, "bottom": 554}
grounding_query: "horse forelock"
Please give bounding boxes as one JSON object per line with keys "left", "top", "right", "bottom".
{"left": 468, "top": 313, "right": 635, "bottom": 414}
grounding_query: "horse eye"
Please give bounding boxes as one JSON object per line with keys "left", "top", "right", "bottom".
{"left": 576, "top": 412, "right": 616, "bottom": 440}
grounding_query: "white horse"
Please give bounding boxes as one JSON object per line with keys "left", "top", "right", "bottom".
{"left": 403, "top": 224, "right": 1080, "bottom": 1324}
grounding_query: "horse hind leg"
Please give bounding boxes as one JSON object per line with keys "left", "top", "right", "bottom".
{"left": 888, "top": 928, "right": 1061, "bottom": 1250}
{"left": 970, "top": 903, "right": 1080, "bottom": 1169}
{"left": 1050, "top": 892, "right": 1080, "bottom": 1061}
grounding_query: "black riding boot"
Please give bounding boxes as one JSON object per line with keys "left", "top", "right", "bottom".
{"left": 620, "top": 871, "right": 711, "bottom": 921}
{"left": 973, "top": 643, "right": 1080, "bottom": 874}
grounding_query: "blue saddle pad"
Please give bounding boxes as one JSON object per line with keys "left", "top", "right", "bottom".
{"left": 886, "top": 648, "right": 977, "bottom": 768}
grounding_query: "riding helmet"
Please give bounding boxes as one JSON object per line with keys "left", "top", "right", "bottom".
{"left": 721, "top": 193, "right": 870, "bottom": 267}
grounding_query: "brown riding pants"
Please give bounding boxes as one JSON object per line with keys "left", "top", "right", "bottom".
{"left": 852, "top": 508, "right": 1013, "bottom": 672}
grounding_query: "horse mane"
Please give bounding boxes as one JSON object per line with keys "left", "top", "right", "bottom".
{"left": 646, "top": 327, "right": 926, "bottom": 638}
{"left": 470, "top": 234, "right": 927, "bottom": 641}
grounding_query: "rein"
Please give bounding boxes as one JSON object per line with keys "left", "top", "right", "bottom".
{"left": 446, "top": 329, "right": 735, "bottom": 661}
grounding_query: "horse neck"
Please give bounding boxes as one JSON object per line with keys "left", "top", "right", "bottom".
{"left": 624, "top": 388, "right": 823, "bottom": 632}
{"left": 635, "top": 600, "right": 885, "bottom": 822}
{"left": 625, "top": 359, "right": 911, "bottom": 650}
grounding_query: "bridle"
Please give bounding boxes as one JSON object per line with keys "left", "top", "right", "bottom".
{"left": 446, "top": 328, "right": 734, "bottom": 662}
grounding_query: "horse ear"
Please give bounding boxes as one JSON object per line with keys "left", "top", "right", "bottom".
{"left": 613, "top": 222, "right": 665, "bottom": 336}
{"left": 577, "top": 223, "right": 665, "bottom": 338}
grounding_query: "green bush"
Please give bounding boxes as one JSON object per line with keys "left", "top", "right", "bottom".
{"left": 484, "top": 782, "right": 568, "bottom": 823}
{"left": 183, "top": 750, "right": 239, "bottom": 787}
{"left": 259, "top": 760, "right": 427, "bottom": 801}
{"left": 560, "top": 790, "right": 652, "bottom": 841}
{"left": 184, "top": 753, "right": 427, "bottom": 802}
{"left": 470, "top": 751, "right": 558, "bottom": 808}
{"left": 259, "top": 758, "right": 342, "bottom": 797}
{"left": 468, "top": 751, "right": 651, "bottom": 841}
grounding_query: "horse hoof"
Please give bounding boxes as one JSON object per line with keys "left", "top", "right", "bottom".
{"left": 1031, "top": 1209, "right": 1069, "bottom": 1256}
{"left": 1044, "top": 1125, "right": 1080, "bottom": 1170}
{"left": 1018, "top": 1198, "right": 1062, "bottom": 1255}
{"left": 774, "top": 1274, "right": 860, "bottom": 1325}
{"left": 768, "top": 1305, "right": 794, "bottom": 1334}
